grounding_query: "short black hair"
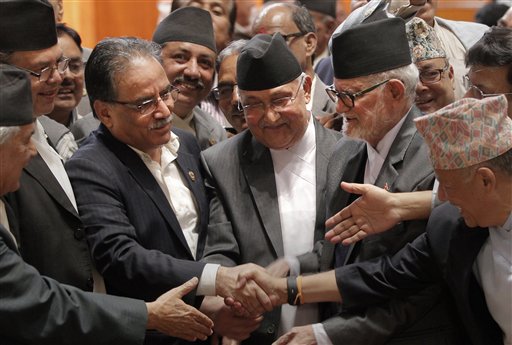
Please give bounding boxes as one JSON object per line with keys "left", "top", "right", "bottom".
{"left": 56, "top": 23, "right": 83, "bottom": 53}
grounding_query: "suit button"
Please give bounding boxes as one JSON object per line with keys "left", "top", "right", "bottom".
{"left": 74, "top": 228, "right": 85, "bottom": 240}
{"left": 86, "top": 277, "right": 94, "bottom": 290}
{"left": 266, "top": 324, "right": 276, "bottom": 335}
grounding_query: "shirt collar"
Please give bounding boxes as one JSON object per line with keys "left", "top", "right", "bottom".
{"left": 366, "top": 108, "right": 409, "bottom": 160}
{"left": 129, "top": 131, "right": 180, "bottom": 165}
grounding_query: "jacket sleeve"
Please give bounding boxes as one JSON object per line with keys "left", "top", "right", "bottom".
{"left": 0, "top": 235, "right": 147, "bottom": 345}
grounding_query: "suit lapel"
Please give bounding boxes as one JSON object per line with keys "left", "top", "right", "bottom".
{"left": 24, "top": 154, "right": 78, "bottom": 218}
{"left": 241, "top": 136, "right": 284, "bottom": 257}
{"left": 99, "top": 126, "right": 192, "bottom": 257}
{"left": 0, "top": 224, "right": 19, "bottom": 254}
{"left": 314, "top": 121, "right": 332, "bottom": 241}
{"left": 374, "top": 107, "right": 420, "bottom": 190}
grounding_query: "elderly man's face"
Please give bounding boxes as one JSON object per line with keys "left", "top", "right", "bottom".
{"left": 253, "top": 5, "right": 310, "bottom": 71}
{"left": 436, "top": 168, "right": 493, "bottom": 228}
{"left": 186, "top": 0, "right": 232, "bottom": 51}
{"left": 415, "top": 58, "right": 455, "bottom": 114}
{"left": 217, "top": 53, "right": 247, "bottom": 133}
{"left": 53, "top": 33, "right": 84, "bottom": 116}
{"left": 0, "top": 123, "right": 37, "bottom": 195}
{"left": 465, "top": 65, "right": 512, "bottom": 117}
{"left": 334, "top": 76, "right": 392, "bottom": 147}
{"left": 9, "top": 45, "right": 64, "bottom": 116}
{"left": 161, "top": 41, "right": 216, "bottom": 118}
{"left": 239, "top": 76, "right": 311, "bottom": 150}
{"left": 98, "top": 57, "right": 175, "bottom": 159}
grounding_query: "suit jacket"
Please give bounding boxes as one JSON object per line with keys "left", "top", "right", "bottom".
{"left": 337, "top": 202, "right": 502, "bottom": 345}
{"left": 307, "top": 107, "right": 462, "bottom": 344}
{"left": 5, "top": 153, "right": 94, "bottom": 291}
{"left": 193, "top": 106, "right": 228, "bottom": 150}
{"left": 0, "top": 225, "right": 147, "bottom": 345}
{"left": 66, "top": 125, "right": 209, "bottom": 344}
{"left": 70, "top": 112, "right": 100, "bottom": 144}
{"left": 201, "top": 119, "right": 341, "bottom": 344}
{"left": 311, "top": 75, "right": 336, "bottom": 118}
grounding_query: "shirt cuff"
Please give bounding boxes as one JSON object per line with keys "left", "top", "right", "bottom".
{"left": 312, "top": 323, "right": 333, "bottom": 345}
{"left": 285, "top": 255, "right": 300, "bottom": 276}
{"left": 196, "top": 263, "right": 220, "bottom": 296}
{"left": 431, "top": 179, "right": 442, "bottom": 209}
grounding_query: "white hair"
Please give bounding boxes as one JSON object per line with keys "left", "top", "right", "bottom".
{"left": 0, "top": 126, "right": 20, "bottom": 145}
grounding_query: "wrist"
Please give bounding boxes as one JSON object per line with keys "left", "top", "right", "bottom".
{"left": 145, "top": 302, "right": 157, "bottom": 330}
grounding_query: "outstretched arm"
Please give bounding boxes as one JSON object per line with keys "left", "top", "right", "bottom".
{"left": 325, "top": 182, "right": 432, "bottom": 245}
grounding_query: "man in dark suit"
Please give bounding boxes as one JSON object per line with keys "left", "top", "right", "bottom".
{"left": 0, "top": 64, "right": 213, "bottom": 345}
{"left": 280, "top": 17, "right": 461, "bottom": 345}
{"left": 201, "top": 33, "right": 341, "bottom": 344}
{"left": 65, "top": 36, "right": 273, "bottom": 345}
{"left": 240, "top": 95, "right": 512, "bottom": 345}
{"left": 1, "top": 0, "right": 98, "bottom": 292}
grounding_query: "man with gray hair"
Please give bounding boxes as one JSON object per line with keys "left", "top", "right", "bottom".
{"left": 65, "top": 36, "right": 275, "bottom": 345}
{"left": 277, "top": 17, "right": 462, "bottom": 345}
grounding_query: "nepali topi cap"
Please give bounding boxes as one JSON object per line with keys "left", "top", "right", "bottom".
{"left": 415, "top": 95, "right": 512, "bottom": 170}
{"left": 406, "top": 17, "right": 446, "bottom": 63}
{"left": 237, "top": 33, "right": 302, "bottom": 91}
{"left": 331, "top": 17, "right": 411, "bottom": 79}
{"left": 0, "top": 0, "right": 57, "bottom": 52}
{"left": 0, "top": 65, "right": 34, "bottom": 126}
{"left": 299, "top": 0, "right": 336, "bottom": 18}
{"left": 152, "top": 6, "right": 217, "bottom": 53}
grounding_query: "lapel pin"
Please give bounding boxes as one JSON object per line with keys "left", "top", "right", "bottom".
{"left": 188, "top": 171, "right": 196, "bottom": 182}
{"left": 209, "top": 137, "right": 217, "bottom": 146}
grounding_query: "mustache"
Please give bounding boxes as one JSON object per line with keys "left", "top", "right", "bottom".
{"left": 173, "top": 75, "right": 205, "bottom": 90}
{"left": 149, "top": 114, "right": 173, "bottom": 130}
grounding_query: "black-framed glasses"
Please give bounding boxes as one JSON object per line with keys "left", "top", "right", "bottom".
{"left": 281, "top": 32, "right": 305, "bottom": 44}
{"left": 462, "top": 75, "right": 512, "bottom": 99}
{"left": 326, "top": 79, "right": 390, "bottom": 109}
{"left": 9, "top": 57, "right": 70, "bottom": 83}
{"left": 419, "top": 64, "right": 449, "bottom": 84}
{"left": 213, "top": 83, "right": 237, "bottom": 100}
{"left": 238, "top": 74, "right": 305, "bottom": 117}
{"left": 107, "top": 85, "right": 180, "bottom": 116}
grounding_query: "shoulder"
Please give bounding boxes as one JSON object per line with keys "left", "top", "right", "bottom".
{"left": 435, "top": 17, "right": 488, "bottom": 48}
{"left": 202, "top": 130, "right": 248, "bottom": 165}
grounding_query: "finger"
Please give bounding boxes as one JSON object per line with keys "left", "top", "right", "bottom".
{"left": 339, "top": 181, "right": 367, "bottom": 195}
{"left": 174, "top": 277, "right": 199, "bottom": 298}
{"left": 342, "top": 230, "right": 368, "bottom": 246}
{"left": 273, "top": 332, "right": 294, "bottom": 345}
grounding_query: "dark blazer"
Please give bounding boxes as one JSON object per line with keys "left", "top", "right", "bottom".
{"left": 337, "top": 202, "right": 502, "bottom": 345}
{"left": 66, "top": 125, "right": 208, "bottom": 344}
{"left": 0, "top": 225, "right": 147, "bottom": 345}
{"left": 201, "top": 119, "right": 341, "bottom": 344}
{"left": 308, "top": 107, "right": 462, "bottom": 344}
{"left": 5, "top": 153, "right": 94, "bottom": 291}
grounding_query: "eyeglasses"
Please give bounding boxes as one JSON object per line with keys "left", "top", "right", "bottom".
{"left": 67, "top": 58, "right": 85, "bottom": 75}
{"left": 326, "top": 79, "right": 390, "bottom": 109}
{"left": 9, "top": 57, "right": 70, "bottom": 83}
{"left": 419, "top": 64, "right": 449, "bottom": 85}
{"left": 281, "top": 32, "right": 305, "bottom": 44}
{"left": 107, "top": 85, "right": 180, "bottom": 116}
{"left": 213, "top": 83, "right": 237, "bottom": 100}
{"left": 238, "top": 75, "right": 305, "bottom": 118}
{"left": 463, "top": 75, "right": 512, "bottom": 99}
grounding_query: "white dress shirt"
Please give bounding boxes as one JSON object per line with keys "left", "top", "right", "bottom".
{"left": 130, "top": 132, "right": 218, "bottom": 295}
{"left": 270, "top": 115, "right": 319, "bottom": 334}
{"left": 474, "top": 212, "right": 512, "bottom": 345}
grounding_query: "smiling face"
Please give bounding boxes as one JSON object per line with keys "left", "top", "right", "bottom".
{"left": 95, "top": 57, "right": 175, "bottom": 160}
{"left": 239, "top": 76, "right": 311, "bottom": 150}
{"left": 161, "top": 41, "right": 216, "bottom": 118}
{"left": 415, "top": 58, "right": 455, "bottom": 114}
{"left": 53, "top": 33, "right": 84, "bottom": 117}
{"left": 8, "top": 45, "right": 64, "bottom": 116}
{"left": 334, "top": 76, "right": 395, "bottom": 147}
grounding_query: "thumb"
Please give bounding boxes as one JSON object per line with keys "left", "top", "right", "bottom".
{"left": 340, "top": 182, "right": 368, "bottom": 196}
{"left": 174, "top": 277, "right": 199, "bottom": 298}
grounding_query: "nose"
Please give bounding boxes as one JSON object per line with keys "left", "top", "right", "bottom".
{"left": 184, "top": 59, "right": 200, "bottom": 79}
{"left": 437, "top": 184, "right": 447, "bottom": 202}
{"left": 264, "top": 107, "right": 281, "bottom": 123}
{"left": 156, "top": 97, "right": 173, "bottom": 117}
{"left": 47, "top": 67, "right": 63, "bottom": 85}
{"left": 231, "top": 85, "right": 240, "bottom": 104}
{"left": 416, "top": 80, "right": 428, "bottom": 93}
{"left": 335, "top": 99, "right": 349, "bottom": 113}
